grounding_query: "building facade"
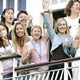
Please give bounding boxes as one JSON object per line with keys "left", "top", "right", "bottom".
{"left": 0, "top": 0, "right": 69, "bottom": 25}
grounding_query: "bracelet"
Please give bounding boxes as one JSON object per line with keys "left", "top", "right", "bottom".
{"left": 75, "top": 37, "right": 79, "bottom": 40}
{"left": 44, "top": 11, "right": 49, "bottom": 13}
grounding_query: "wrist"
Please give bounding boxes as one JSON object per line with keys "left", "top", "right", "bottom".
{"left": 44, "top": 10, "right": 49, "bottom": 13}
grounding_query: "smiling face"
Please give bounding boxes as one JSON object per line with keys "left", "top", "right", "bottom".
{"left": 15, "top": 24, "right": 25, "bottom": 38}
{"left": 31, "top": 26, "right": 42, "bottom": 41}
{"left": 57, "top": 19, "right": 67, "bottom": 35}
{"left": 3, "top": 9, "right": 14, "bottom": 24}
{"left": 70, "top": 1, "right": 80, "bottom": 14}
{"left": 18, "top": 13, "right": 28, "bottom": 26}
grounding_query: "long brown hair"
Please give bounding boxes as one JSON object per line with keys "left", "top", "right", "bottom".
{"left": 0, "top": 22, "right": 9, "bottom": 47}
{"left": 12, "top": 22, "right": 29, "bottom": 50}
{"left": 64, "top": 0, "right": 80, "bottom": 16}
{"left": 1, "top": 8, "right": 14, "bottom": 23}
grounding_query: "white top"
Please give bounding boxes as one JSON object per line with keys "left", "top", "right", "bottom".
{"left": 0, "top": 40, "right": 15, "bottom": 75}
{"left": 65, "top": 16, "right": 80, "bottom": 38}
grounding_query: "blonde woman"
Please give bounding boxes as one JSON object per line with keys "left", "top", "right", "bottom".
{"left": 21, "top": 25, "right": 48, "bottom": 80}
{"left": 42, "top": 1, "right": 77, "bottom": 79}
{"left": 12, "top": 22, "right": 29, "bottom": 56}
{"left": 12, "top": 22, "right": 30, "bottom": 72}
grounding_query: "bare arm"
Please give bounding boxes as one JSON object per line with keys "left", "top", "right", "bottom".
{"left": 21, "top": 43, "right": 36, "bottom": 64}
{"left": 21, "top": 44, "right": 30, "bottom": 64}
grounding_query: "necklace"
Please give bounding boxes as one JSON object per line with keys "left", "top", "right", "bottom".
{"left": 31, "top": 40, "right": 42, "bottom": 60}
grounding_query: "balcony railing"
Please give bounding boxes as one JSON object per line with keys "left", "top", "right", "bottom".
{"left": 0, "top": 54, "right": 21, "bottom": 80}
{"left": 0, "top": 54, "right": 80, "bottom": 80}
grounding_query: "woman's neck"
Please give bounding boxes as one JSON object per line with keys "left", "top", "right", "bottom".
{"left": 33, "top": 39, "right": 39, "bottom": 43}
{"left": 60, "top": 32, "right": 66, "bottom": 37}
{"left": 5, "top": 22, "right": 12, "bottom": 29}
{"left": 70, "top": 12, "right": 79, "bottom": 19}
{"left": 17, "top": 37, "right": 24, "bottom": 47}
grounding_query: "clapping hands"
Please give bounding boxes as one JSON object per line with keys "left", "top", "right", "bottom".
{"left": 63, "top": 41, "right": 71, "bottom": 47}
{"left": 29, "top": 48, "right": 36, "bottom": 54}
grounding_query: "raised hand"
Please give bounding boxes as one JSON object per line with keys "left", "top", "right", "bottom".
{"left": 42, "top": 0, "right": 49, "bottom": 11}
{"left": 28, "top": 15, "right": 33, "bottom": 22}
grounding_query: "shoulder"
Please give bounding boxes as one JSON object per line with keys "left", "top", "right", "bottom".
{"left": 24, "top": 40, "right": 33, "bottom": 48}
{"left": 64, "top": 16, "right": 69, "bottom": 20}
{"left": 25, "top": 40, "right": 31, "bottom": 45}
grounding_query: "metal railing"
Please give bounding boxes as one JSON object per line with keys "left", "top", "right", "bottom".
{"left": 0, "top": 55, "right": 80, "bottom": 80}
{"left": 0, "top": 54, "right": 21, "bottom": 80}
{"left": 15, "top": 57, "right": 80, "bottom": 80}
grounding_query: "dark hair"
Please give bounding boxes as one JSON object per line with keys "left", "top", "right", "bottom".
{"left": 17, "top": 10, "right": 28, "bottom": 19}
{"left": 64, "top": 0, "right": 80, "bottom": 16}
{"left": 1, "top": 8, "right": 14, "bottom": 23}
{"left": 0, "top": 22, "right": 9, "bottom": 34}
{"left": 0, "top": 22, "right": 9, "bottom": 47}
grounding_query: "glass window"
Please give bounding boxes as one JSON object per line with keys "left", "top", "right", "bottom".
{"left": 18, "top": 0, "right": 26, "bottom": 10}
{"left": 0, "top": 0, "right": 3, "bottom": 14}
{"left": 52, "top": 0, "right": 58, "bottom": 4}
{"left": 6, "top": 0, "right": 14, "bottom": 8}
{"left": 60, "top": 0, "right": 67, "bottom": 3}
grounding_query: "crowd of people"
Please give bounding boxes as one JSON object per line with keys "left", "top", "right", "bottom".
{"left": 0, "top": 0, "right": 80, "bottom": 80}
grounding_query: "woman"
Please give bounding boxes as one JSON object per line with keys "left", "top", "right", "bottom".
{"left": 42, "top": 1, "right": 77, "bottom": 79}
{"left": 21, "top": 25, "right": 48, "bottom": 79}
{"left": 22, "top": 25, "right": 48, "bottom": 67}
{"left": 64, "top": 0, "right": 80, "bottom": 38}
{"left": 1, "top": 8, "right": 14, "bottom": 39}
{"left": 17, "top": 10, "right": 33, "bottom": 36}
{"left": 12, "top": 22, "right": 29, "bottom": 66}
{"left": 0, "top": 22, "right": 15, "bottom": 79}
{"left": 12, "top": 22, "right": 30, "bottom": 80}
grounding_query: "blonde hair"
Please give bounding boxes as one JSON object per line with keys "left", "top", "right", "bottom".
{"left": 31, "top": 25, "right": 42, "bottom": 32}
{"left": 12, "top": 22, "right": 29, "bottom": 50}
{"left": 54, "top": 18, "right": 70, "bottom": 36}
{"left": 31, "top": 25, "right": 42, "bottom": 39}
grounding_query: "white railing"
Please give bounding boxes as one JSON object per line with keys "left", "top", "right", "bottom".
{"left": 14, "top": 57, "right": 80, "bottom": 80}
{"left": 0, "top": 54, "right": 21, "bottom": 80}
{"left": 0, "top": 55, "right": 80, "bottom": 80}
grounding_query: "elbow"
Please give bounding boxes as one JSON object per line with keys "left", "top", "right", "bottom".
{"left": 21, "top": 57, "right": 27, "bottom": 64}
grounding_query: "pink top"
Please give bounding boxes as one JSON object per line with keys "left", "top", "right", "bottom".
{"left": 25, "top": 39, "right": 48, "bottom": 70}
{"left": 0, "top": 40, "right": 15, "bottom": 75}
{"left": 17, "top": 45, "right": 23, "bottom": 56}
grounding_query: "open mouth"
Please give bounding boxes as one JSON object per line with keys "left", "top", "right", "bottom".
{"left": 9, "top": 18, "right": 13, "bottom": 21}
